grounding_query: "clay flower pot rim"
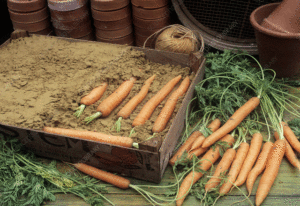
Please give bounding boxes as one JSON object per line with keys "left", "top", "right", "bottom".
{"left": 250, "top": 2, "right": 300, "bottom": 39}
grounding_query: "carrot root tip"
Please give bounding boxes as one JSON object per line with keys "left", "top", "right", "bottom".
{"left": 83, "top": 112, "right": 102, "bottom": 124}
{"left": 73, "top": 104, "right": 86, "bottom": 118}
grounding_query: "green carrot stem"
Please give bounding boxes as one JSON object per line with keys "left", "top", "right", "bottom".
{"left": 74, "top": 104, "right": 86, "bottom": 118}
{"left": 84, "top": 112, "right": 102, "bottom": 124}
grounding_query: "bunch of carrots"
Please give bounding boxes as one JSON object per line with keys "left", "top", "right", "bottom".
{"left": 168, "top": 52, "right": 300, "bottom": 206}
{"left": 43, "top": 73, "right": 191, "bottom": 149}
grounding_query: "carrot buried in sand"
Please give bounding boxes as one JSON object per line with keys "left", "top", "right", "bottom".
{"left": 176, "top": 133, "right": 235, "bottom": 206}
{"left": 152, "top": 76, "right": 190, "bottom": 133}
{"left": 43, "top": 126, "right": 136, "bottom": 148}
{"left": 132, "top": 75, "right": 182, "bottom": 127}
{"left": 202, "top": 96, "right": 260, "bottom": 148}
{"left": 84, "top": 77, "right": 136, "bottom": 124}
{"left": 74, "top": 82, "right": 108, "bottom": 118}
{"left": 114, "top": 75, "right": 156, "bottom": 132}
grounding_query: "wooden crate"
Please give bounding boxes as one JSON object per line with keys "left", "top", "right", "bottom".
{"left": 0, "top": 31, "right": 205, "bottom": 183}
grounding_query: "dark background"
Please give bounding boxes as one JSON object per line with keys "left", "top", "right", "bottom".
{"left": 0, "top": 1, "right": 13, "bottom": 45}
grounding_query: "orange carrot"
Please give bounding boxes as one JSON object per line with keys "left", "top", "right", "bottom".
{"left": 43, "top": 126, "right": 134, "bottom": 148}
{"left": 152, "top": 76, "right": 190, "bottom": 133}
{"left": 169, "top": 131, "right": 202, "bottom": 166}
{"left": 202, "top": 97, "right": 260, "bottom": 148}
{"left": 190, "top": 118, "right": 222, "bottom": 151}
{"left": 205, "top": 148, "right": 236, "bottom": 192}
{"left": 234, "top": 133, "right": 263, "bottom": 187}
{"left": 74, "top": 82, "right": 108, "bottom": 117}
{"left": 255, "top": 139, "right": 286, "bottom": 206}
{"left": 188, "top": 147, "right": 208, "bottom": 159}
{"left": 117, "top": 75, "right": 156, "bottom": 119}
{"left": 176, "top": 134, "right": 235, "bottom": 206}
{"left": 246, "top": 141, "right": 273, "bottom": 195}
{"left": 132, "top": 75, "right": 182, "bottom": 127}
{"left": 281, "top": 121, "right": 300, "bottom": 153}
{"left": 74, "top": 163, "right": 130, "bottom": 189}
{"left": 84, "top": 77, "right": 136, "bottom": 124}
{"left": 219, "top": 142, "right": 249, "bottom": 195}
{"left": 274, "top": 131, "right": 300, "bottom": 170}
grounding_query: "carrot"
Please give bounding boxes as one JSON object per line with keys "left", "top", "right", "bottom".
{"left": 274, "top": 131, "right": 300, "bottom": 170}
{"left": 152, "top": 76, "right": 190, "bottom": 133}
{"left": 169, "top": 131, "right": 202, "bottom": 166}
{"left": 234, "top": 133, "right": 263, "bottom": 187}
{"left": 74, "top": 163, "right": 130, "bottom": 189}
{"left": 132, "top": 75, "right": 182, "bottom": 127}
{"left": 176, "top": 134, "right": 235, "bottom": 206}
{"left": 246, "top": 141, "right": 273, "bottom": 195}
{"left": 117, "top": 75, "right": 156, "bottom": 119}
{"left": 281, "top": 121, "right": 300, "bottom": 153}
{"left": 255, "top": 139, "right": 286, "bottom": 206}
{"left": 188, "top": 147, "right": 207, "bottom": 159}
{"left": 219, "top": 142, "right": 249, "bottom": 195}
{"left": 43, "top": 126, "right": 134, "bottom": 148}
{"left": 84, "top": 77, "right": 136, "bottom": 124}
{"left": 74, "top": 82, "right": 108, "bottom": 118}
{"left": 202, "top": 97, "right": 260, "bottom": 148}
{"left": 190, "top": 118, "right": 222, "bottom": 151}
{"left": 205, "top": 148, "right": 236, "bottom": 192}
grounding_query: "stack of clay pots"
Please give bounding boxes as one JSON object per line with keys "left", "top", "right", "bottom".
{"left": 91, "top": 0, "right": 134, "bottom": 45}
{"left": 7, "top": 0, "right": 52, "bottom": 35}
{"left": 48, "top": 0, "right": 94, "bottom": 40}
{"left": 132, "top": 0, "right": 170, "bottom": 47}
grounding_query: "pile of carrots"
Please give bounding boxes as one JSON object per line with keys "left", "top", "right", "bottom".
{"left": 43, "top": 74, "right": 191, "bottom": 148}
{"left": 169, "top": 99, "right": 300, "bottom": 206}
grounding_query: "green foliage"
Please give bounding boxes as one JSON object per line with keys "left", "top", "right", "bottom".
{"left": 0, "top": 135, "right": 110, "bottom": 206}
{"left": 287, "top": 118, "right": 300, "bottom": 138}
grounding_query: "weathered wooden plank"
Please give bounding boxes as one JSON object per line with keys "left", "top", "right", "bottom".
{"left": 45, "top": 158, "right": 300, "bottom": 206}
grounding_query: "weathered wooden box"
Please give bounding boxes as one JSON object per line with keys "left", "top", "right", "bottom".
{"left": 0, "top": 33, "right": 205, "bottom": 183}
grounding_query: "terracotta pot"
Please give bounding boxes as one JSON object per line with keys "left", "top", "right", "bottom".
{"left": 95, "top": 25, "right": 133, "bottom": 39}
{"left": 133, "top": 15, "right": 170, "bottom": 30}
{"left": 261, "top": 0, "right": 300, "bottom": 33}
{"left": 8, "top": 7, "right": 49, "bottom": 23}
{"left": 29, "top": 26, "right": 53, "bottom": 35}
{"left": 91, "top": 5, "right": 130, "bottom": 21}
{"left": 135, "top": 32, "right": 155, "bottom": 48}
{"left": 48, "top": 0, "right": 88, "bottom": 12}
{"left": 131, "top": 0, "right": 169, "bottom": 9}
{"left": 54, "top": 23, "right": 92, "bottom": 38}
{"left": 96, "top": 33, "right": 134, "bottom": 45}
{"left": 134, "top": 25, "right": 160, "bottom": 37}
{"left": 51, "top": 14, "right": 90, "bottom": 30}
{"left": 79, "top": 32, "right": 95, "bottom": 41}
{"left": 91, "top": 0, "right": 130, "bottom": 11}
{"left": 49, "top": 4, "right": 89, "bottom": 21}
{"left": 250, "top": 2, "right": 300, "bottom": 78}
{"left": 12, "top": 17, "right": 51, "bottom": 32}
{"left": 7, "top": 0, "right": 46, "bottom": 13}
{"left": 93, "top": 15, "right": 131, "bottom": 30}
{"left": 132, "top": 4, "right": 169, "bottom": 20}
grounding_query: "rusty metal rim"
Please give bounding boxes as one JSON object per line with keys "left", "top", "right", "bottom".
{"left": 172, "top": 0, "right": 258, "bottom": 55}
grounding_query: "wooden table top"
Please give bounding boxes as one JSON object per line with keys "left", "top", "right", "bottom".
{"left": 44, "top": 158, "right": 300, "bottom": 206}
